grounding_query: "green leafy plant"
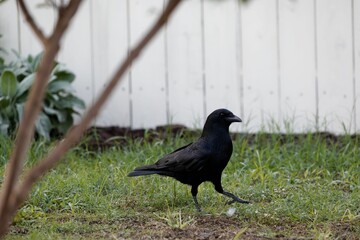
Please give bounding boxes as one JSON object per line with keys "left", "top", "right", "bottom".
{"left": 0, "top": 52, "right": 85, "bottom": 139}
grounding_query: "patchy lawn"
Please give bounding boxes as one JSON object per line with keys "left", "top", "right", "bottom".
{"left": 1, "top": 129, "right": 359, "bottom": 239}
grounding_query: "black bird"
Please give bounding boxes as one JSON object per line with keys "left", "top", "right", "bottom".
{"left": 128, "top": 108, "right": 249, "bottom": 211}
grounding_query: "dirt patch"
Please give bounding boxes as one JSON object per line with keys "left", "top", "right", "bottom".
{"left": 92, "top": 215, "right": 255, "bottom": 240}
{"left": 82, "top": 125, "right": 190, "bottom": 150}
{"left": 76, "top": 215, "right": 359, "bottom": 240}
{"left": 9, "top": 215, "right": 359, "bottom": 239}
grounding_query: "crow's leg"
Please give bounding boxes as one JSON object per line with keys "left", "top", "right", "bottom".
{"left": 222, "top": 191, "right": 250, "bottom": 204}
{"left": 214, "top": 183, "right": 250, "bottom": 205}
{"left": 191, "top": 185, "right": 202, "bottom": 212}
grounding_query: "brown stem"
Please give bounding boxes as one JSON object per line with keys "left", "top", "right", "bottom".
{"left": 0, "top": 0, "right": 83, "bottom": 237}
{"left": 0, "top": 43, "right": 58, "bottom": 222}
{"left": 51, "top": 0, "right": 82, "bottom": 43}
{"left": 14, "top": 0, "right": 182, "bottom": 205}
{"left": 0, "top": 0, "right": 181, "bottom": 237}
{"left": 17, "top": 0, "right": 47, "bottom": 45}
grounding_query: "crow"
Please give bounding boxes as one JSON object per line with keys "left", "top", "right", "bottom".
{"left": 128, "top": 108, "right": 250, "bottom": 211}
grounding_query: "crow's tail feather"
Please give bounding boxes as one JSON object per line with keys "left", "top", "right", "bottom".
{"left": 128, "top": 170, "right": 160, "bottom": 177}
{"left": 127, "top": 165, "right": 163, "bottom": 177}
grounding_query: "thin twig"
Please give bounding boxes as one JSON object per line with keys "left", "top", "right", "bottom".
{"left": 46, "top": 0, "right": 60, "bottom": 9}
{"left": 17, "top": 0, "right": 47, "bottom": 45}
{"left": 13, "top": 0, "right": 182, "bottom": 205}
{"left": 0, "top": 0, "right": 83, "bottom": 237}
{"left": 51, "top": 0, "right": 82, "bottom": 43}
{"left": 0, "top": 0, "right": 181, "bottom": 237}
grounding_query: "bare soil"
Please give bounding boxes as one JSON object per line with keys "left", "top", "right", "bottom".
{"left": 12, "top": 215, "right": 355, "bottom": 239}
{"left": 83, "top": 125, "right": 359, "bottom": 150}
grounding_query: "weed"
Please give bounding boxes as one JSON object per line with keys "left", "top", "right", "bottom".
{"left": 155, "top": 209, "right": 195, "bottom": 229}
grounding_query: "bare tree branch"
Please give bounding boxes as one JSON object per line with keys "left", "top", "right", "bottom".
{"left": 0, "top": 0, "right": 181, "bottom": 237}
{"left": 13, "top": 0, "right": 182, "bottom": 208}
{"left": 51, "top": 0, "right": 82, "bottom": 43}
{"left": 17, "top": 0, "right": 47, "bottom": 45}
{"left": 0, "top": 0, "right": 83, "bottom": 237}
{"left": 45, "top": 0, "right": 60, "bottom": 9}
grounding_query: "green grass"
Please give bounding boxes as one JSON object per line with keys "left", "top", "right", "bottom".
{"left": 1, "top": 132, "right": 359, "bottom": 239}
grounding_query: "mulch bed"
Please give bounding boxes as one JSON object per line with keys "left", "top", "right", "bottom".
{"left": 82, "top": 125, "right": 359, "bottom": 151}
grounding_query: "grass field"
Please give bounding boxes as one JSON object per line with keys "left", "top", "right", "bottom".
{"left": 0, "top": 131, "right": 359, "bottom": 239}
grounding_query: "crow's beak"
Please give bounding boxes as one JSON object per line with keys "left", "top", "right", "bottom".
{"left": 226, "top": 115, "right": 242, "bottom": 123}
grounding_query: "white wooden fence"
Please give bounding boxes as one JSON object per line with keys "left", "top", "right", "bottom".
{"left": 1, "top": 0, "right": 360, "bottom": 133}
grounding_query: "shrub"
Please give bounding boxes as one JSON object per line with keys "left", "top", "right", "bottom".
{"left": 0, "top": 52, "right": 85, "bottom": 139}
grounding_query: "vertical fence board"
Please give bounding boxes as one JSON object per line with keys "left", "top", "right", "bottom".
{"left": 316, "top": 0, "right": 354, "bottom": 133}
{"left": 91, "top": 0, "right": 130, "bottom": 126}
{"left": 0, "top": 0, "right": 19, "bottom": 62}
{"left": 166, "top": 0, "right": 204, "bottom": 128}
{"left": 18, "top": 1, "right": 55, "bottom": 56}
{"left": 278, "top": 0, "right": 316, "bottom": 132}
{"left": 58, "top": 1, "right": 93, "bottom": 113}
{"left": 203, "top": 0, "right": 242, "bottom": 132}
{"left": 355, "top": 0, "right": 360, "bottom": 133}
{"left": 129, "top": 0, "right": 167, "bottom": 128}
{"left": 241, "top": 0, "right": 279, "bottom": 131}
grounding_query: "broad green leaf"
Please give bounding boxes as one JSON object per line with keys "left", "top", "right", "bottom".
{"left": 0, "top": 50, "right": 84, "bottom": 139}
{"left": 68, "top": 95, "right": 86, "bottom": 109}
{"left": 0, "top": 70, "right": 18, "bottom": 97}
{"left": 0, "top": 96, "right": 10, "bottom": 108}
{"left": 50, "top": 63, "right": 61, "bottom": 76}
{"left": 54, "top": 95, "right": 85, "bottom": 110}
{"left": 27, "top": 55, "right": 33, "bottom": 63}
{"left": 0, "top": 114, "right": 9, "bottom": 136}
{"left": 54, "top": 71, "right": 75, "bottom": 83}
{"left": 0, "top": 125, "right": 9, "bottom": 135}
{"left": 50, "top": 61, "right": 65, "bottom": 75}
{"left": 12, "top": 66, "right": 29, "bottom": 77}
{"left": 16, "top": 93, "right": 28, "bottom": 103}
{"left": 55, "top": 115, "right": 74, "bottom": 134}
{"left": 48, "top": 80, "right": 75, "bottom": 93}
{"left": 49, "top": 74, "right": 57, "bottom": 82}
{"left": 46, "top": 92, "right": 59, "bottom": 101}
{"left": 35, "top": 112, "right": 51, "bottom": 139}
{"left": 16, "top": 73, "right": 35, "bottom": 98}
{"left": 31, "top": 52, "right": 43, "bottom": 72}
{"left": 43, "top": 106, "right": 66, "bottom": 122}
{"left": 16, "top": 103, "right": 24, "bottom": 122}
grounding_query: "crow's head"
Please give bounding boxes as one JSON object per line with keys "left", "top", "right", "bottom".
{"left": 202, "top": 109, "right": 242, "bottom": 135}
{"left": 208, "top": 108, "right": 242, "bottom": 124}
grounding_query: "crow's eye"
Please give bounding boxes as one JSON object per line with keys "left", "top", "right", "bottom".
{"left": 220, "top": 112, "right": 225, "bottom": 117}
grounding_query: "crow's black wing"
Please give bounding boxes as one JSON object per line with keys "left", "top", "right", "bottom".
{"left": 169, "top": 142, "right": 192, "bottom": 154}
{"left": 154, "top": 139, "right": 211, "bottom": 173}
{"left": 128, "top": 139, "right": 211, "bottom": 177}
